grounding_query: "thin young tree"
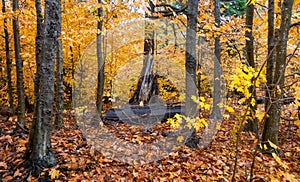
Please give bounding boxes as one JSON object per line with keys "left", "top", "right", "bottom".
{"left": 211, "top": 0, "right": 222, "bottom": 120}
{"left": 184, "top": 0, "right": 199, "bottom": 148}
{"left": 55, "top": 0, "right": 63, "bottom": 129}
{"left": 96, "top": 0, "right": 105, "bottom": 114}
{"left": 12, "top": 0, "right": 25, "bottom": 125}
{"left": 25, "top": 0, "right": 60, "bottom": 175}
{"left": 2, "top": 0, "right": 14, "bottom": 115}
{"left": 244, "top": 2, "right": 258, "bottom": 133}
{"left": 185, "top": 0, "right": 199, "bottom": 117}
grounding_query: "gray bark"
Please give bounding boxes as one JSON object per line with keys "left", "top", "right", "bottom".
{"left": 211, "top": 0, "right": 222, "bottom": 120}
{"left": 12, "top": 0, "right": 25, "bottom": 125}
{"left": 96, "top": 0, "right": 105, "bottom": 114}
{"left": 2, "top": 0, "right": 14, "bottom": 115}
{"left": 262, "top": 0, "right": 294, "bottom": 145}
{"left": 55, "top": 0, "right": 63, "bottom": 129}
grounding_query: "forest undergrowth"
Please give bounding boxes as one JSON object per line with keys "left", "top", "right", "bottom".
{"left": 0, "top": 99, "right": 299, "bottom": 181}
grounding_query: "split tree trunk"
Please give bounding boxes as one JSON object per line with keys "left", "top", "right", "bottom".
{"left": 129, "top": 19, "right": 159, "bottom": 105}
{"left": 263, "top": 0, "right": 294, "bottom": 145}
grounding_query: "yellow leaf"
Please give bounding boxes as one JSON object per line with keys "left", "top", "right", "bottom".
{"left": 225, "top": 106, "right": 235, "bottom": 113}
{"left": 49, "top": 168, "right": 60, "bottom": 179}
{"left": 177, "top": 136, "right": 184, "bottom": 143}
{"left": 295, "top": 120, "right": 300, "bottom": 127}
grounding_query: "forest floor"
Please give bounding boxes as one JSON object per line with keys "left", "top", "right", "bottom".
{"left": 0, "top": 103, "right": 299, "bottom": 181}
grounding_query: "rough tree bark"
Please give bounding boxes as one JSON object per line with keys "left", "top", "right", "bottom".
{"left": 2, "top": 0, "right": 14, "bottom": 115}
{"left": 244, "top": 3, "right": 258, "bottom": 133}
{"left": 55, "top": 0, "right": 63, "bottom": 129}
{"left": 12, "top": 0, "right": 25, "bottom": 125}
{"left": 96, "top": 0, "right": 105, "bottom": 114}
{"left": 262, "top": 0, "right": 294, "bottom": 145}
{"left": 25, "top": 0, "right": 60, "bottom": 175}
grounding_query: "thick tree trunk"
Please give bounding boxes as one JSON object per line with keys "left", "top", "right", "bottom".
{"left": 244, "top": 3, "right": 258, "bottom": 133}
{"left": 25, "top": 0, "right": 59, "bottom": 175}
{"left": 55, "top": 0, "right": 63, "bottom": 129}
{"left": 12, "top": 0, "right": 25, "bottom": 125}
{"left": 96, "top": 0, "right": 105, "bottom": 114}
{"left": 262, "top": 0, "right": 294, "bottom": 145}
{"left": 2, "top": 0, "right": 14, "bottom": 115}
{"left": 211, "top": 0, "right": 222, "bottom": 120}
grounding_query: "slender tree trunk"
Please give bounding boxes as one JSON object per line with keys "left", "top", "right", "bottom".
{"left": 55, "top": 0, "right": 63, "bottom": 129}
{"left": 211, "top": 0, "right": 222, "bottom": 120}
{"left": 184, "top": 0, "right": 199, "bottom": 149}
{"left": 96, "top": 0, "right": 105, "bottom": 114}
{"left": 12, "top": 0, "right": 25, "bottom": 125}
{"left": 25, "top": 0, "right": 59, "bottom": 175}
{"left": 262, "top": 0, "right": 294, "bottom": 145}
{"left": 27, "top": 0, "right": 44, "bottom": 158}
{"left": 244, "top": 3, "right": 258, "bottom": 133}
{"left": 185, "top": 0, "right": 198, "bottom": 117}
{"left": 2, "top": 0, "right": 14, "bottom": 115}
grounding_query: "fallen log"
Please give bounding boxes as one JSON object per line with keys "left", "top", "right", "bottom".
{"left": 103, "top": 103, "right": 184, "bottom": 124}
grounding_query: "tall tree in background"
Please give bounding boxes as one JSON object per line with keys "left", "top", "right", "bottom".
{"left": 12, "top": 0, "right": 25, "bottom": 125}
{"left": 25, "top": 0, "right": 60, "bottom": 174}
{"left": 244, "top": 2, "right": 258, "bottom": 133}
{"left": 55, "top": 0, "right": 63, "bottom": 129}
{"left": 262, "top": 0, "right": 294, "bottom": 145}
{"left": 211, "top": 0, "right": 222, "bottom": 120}
{"left": 96, "top": 0, "right": 105, "bottom": 114}
{"left": 2, "top": 0, "right": 14, "bottom": 115}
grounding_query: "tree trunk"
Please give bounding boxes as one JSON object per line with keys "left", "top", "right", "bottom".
{"left": 129, "top": 19, "right": 159, "bottom": 105}
{"left": 55, "top": 0, "right": 63, "bottom": 129}
{"left": 184, "top": 0, "right": 199, "bottom": 149}
{"left": 185, "top": 0, "right": 198, "bottom": 117}
{"left": 96, "top": 0, "right": 105, "bottom": 114}
{"left": 211, "top": 0, "right": 222, "bottom": 120}
{"left": 26, "top": 0, "right": 44, "bottom": 164}
{"left": 2, "top": 0, "right": 14, "bottom": 115}
{"left": 25, "top": 0, "right": 59, "bottom": 175}
{"left": 244, "top": 3, "right": 258, "bottom": 133}
{"left": 262, "top": 0, "right": 294, "bottom": 145}
{"left": 12, "top": 0, "right": 25, "bottom": 125}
